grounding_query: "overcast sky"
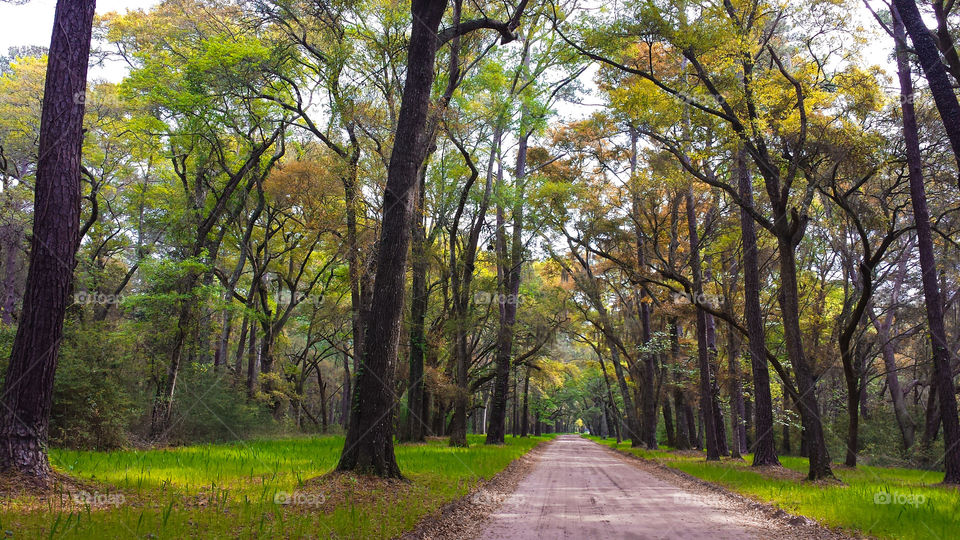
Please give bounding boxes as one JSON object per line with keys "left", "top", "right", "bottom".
{"left": 0, "top": 0, "right": 158, "bottom": 52}
{"left": 0, "top": 0, "right": 895, "bottom": 95}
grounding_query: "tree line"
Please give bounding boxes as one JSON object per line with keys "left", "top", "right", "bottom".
{"left": 1, "top": 0, "right": 960, "bottom": 488}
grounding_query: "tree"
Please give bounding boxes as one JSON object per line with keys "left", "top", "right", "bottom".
{"left": 685, "top": 186, "right": 720, "bottom": 460}
{"left": 336, "top": 0, "right": 528, "bottom": 476}
{"left": 562, "top": 0, "right": 867, "bottom": 478}
{"left": 892, "top": 5, "right": 960, "bottom": 484}
{"left": 890, "top": 0, "right": 960, "bottom": 178}
{"left": 0, "top": 0, "right": 97, "bottom": 482}
{"left": 103, "top": 4, "right": 289, "bottom": 437}
{"left": 735, "top": 150, "right": 780, "bottom": 467}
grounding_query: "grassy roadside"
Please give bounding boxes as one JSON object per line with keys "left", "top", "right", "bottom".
{"left": 585, "top": 435, "right": 958, "bottom": 540}
{"left": 0, "top": 434, "right": 553, "bottom": 539}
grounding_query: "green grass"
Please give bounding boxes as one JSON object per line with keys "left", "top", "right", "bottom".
{"left": 1, "top": 434, "right": 552, "bottom": 539}
{"left": 585, "top": 435, "right": 959, "bottom": 540}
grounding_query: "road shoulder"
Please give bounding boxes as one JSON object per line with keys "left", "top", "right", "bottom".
{"left": 398, "top": 437, "right": 553, "bottom": 540}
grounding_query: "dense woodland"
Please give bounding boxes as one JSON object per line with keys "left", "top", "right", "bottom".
{"left": 2, "top": 0, "right": 960, "bottom": 489}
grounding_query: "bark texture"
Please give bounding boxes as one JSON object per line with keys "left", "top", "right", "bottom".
{"left": 891, "top": 0, "right": 960, "bottom": 179}
{"left": 893, "top": 7, "right": 960, "bottom": 483}
{"left": 735, "top": 150, "right": 780, "bottom": 467}
{"left": 0, "top": 0, "right": 97, "bottom": 481}
{"left": 336, "top": 0, "right": 448, "bottom": 477}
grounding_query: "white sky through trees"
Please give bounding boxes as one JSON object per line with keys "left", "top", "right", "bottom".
{"left": 1, "top": 0, "right": 157, "bottom": 51}
{"left": 2, "top": 0, "right": 897, "bottom": 86}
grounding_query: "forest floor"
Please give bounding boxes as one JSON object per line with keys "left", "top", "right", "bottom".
{"left": 590, "top": 435, "right": 960, "bottom": 540}
{"left": 0, "top": 434, "right": 551, "bottom": 538}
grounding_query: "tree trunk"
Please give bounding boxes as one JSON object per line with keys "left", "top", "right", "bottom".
{"left": 726, "top": 322, "right": 746, "bottom": 459}
{"left": 0, "top": 220, "right": 24, "bottom": 326}
{"left": 844, "top": 383, "right": 861, "bottom": 467}
{"left": 341, "top": 354, "right": 351, "bottom": 430}
{"left": 874, "top": 310, "right": 915, "bottom": 450}
{"left": 488, "top": 123, "right": 522, "bottom": 444}
{"left": 451, "top": 129, "right": 499, "bottom": 446}
{"left": 685, "top": 188, "right": 720, "bottom": 460}
{"left": 782, "top": 385, "right": 792, "bottom": 455}
{"left": 736, "top": 150, "right": 780, "bottom": 467}
{"left": 744, "top": 396, "right": 753, "bottom": 449}
{"left": 0, "top": 0, "right": 96, "bottom": 481}
{"left": 234, "top": 315, "right": 248, "bottom": 380}
{"left": 598, "top": 351, "right": 622, "bottom": 443}
{"left": 669, "top": 318, "right": 691, "bottom": 450}
{"left": 317, "top": 368, "right": 328, "bottom": 433}
{"left": 685, "top": 400, "right": 700, "bottom": 449}
{"left": 839, "top": 277, "right": 868, "bottom": 468}
{"left": 630, "top": 128, "right": 658, "bottom": 449}
{"left": 893, "top": 7, "right": 960, "bottom": 483}
{"left": 599, "top": 397, "right": 609, "bottom": 439}
{"left": 337, "top": 0, "right": 448, "bottom": 477}
{"left": 608, "top": 336, "right": 641, "bottom": 443}
{"left": 777, "top": 237, "right": 832, "bottom": 479}
{"left": 663, "top": 387, "right": 676, "bottom": 447}
{"left": 511, "top": 369, "right": 520, "bottom": 436}
{"left": 700, "top": 210, "right": 728, "bottom": 457}
{"left": 705, "top": 289, "right": 728, "bottom": 457}
{"left": 149, "top": 292, "right": 193, "bottom": 439}
{"left": 673, "top": 395, "right": 688, "bottom": 449}
{"left": 891, "top": 0, "right": 960, "bottom": 179}
{"left": 214, "top": 306, "right": 233, "bottom": 371}
{"left": 521, "top": 367, "right": 530, "bottom": 436}
{"left": 402, "top": 168, "right": 429, "bottom": 443}
{"left": 869, "top": 243, "right": 915, "bottom": 450}
{"left": 344, "top": 150, "right": 365, "bottom": 418}
{"left": 921, "top": 382, "right": 940, "bottom": 467}
{"left": 247, "top": 314, "right": 259, "bottom": 399}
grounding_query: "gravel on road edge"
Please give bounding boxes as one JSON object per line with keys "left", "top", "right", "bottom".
{"left": 396, "top": 438, "right": 552, "bottom": 540}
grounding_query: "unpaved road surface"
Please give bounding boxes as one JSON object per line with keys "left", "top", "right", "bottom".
{"left": 477, "top": 435, "right": 834, "bottom": 540}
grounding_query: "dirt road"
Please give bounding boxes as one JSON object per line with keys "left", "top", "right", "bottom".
{"left": 477, "top": 435, "right": 832, "bottom": 540}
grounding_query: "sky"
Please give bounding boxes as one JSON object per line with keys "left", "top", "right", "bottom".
{"left": 0, "top": 0, "right": 159, "bottom": 80}
{"left": 0, "top": 0, "right": 896, "bottom": 98}
{"left": 0, "top": 0, "right": 158, "bottom": 52}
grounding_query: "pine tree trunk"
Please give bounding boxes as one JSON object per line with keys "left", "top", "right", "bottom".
{"left": 893, "top": 7, "right": 960, "bottom": 483}
{"left": 598, "top": 352, "right": 622, "bottom": 443}
{"left": 247, "top": 316, "right": 258, "bottom": 398}
{"left": 341, "top": 354, "right": 351, "bottom": 430}
{"left": 782, "top": 385, "right": 792, "bottom": 455}
{"left": 670, "top": 318, "right": 691, "bottom": 450}
{"left": 0, "top": 0, "right": 96, "bottom": 481}
{"left": 630, "top": 128, "right": 659, "bottom": 449}
{"left": 726, "top": 323, "right": 746, "bottom": 458}
{"left": 317, "top": 369, "right": 328, "bottom": 433}
{"left": 488, "top": 123, "right": 522, "bottom": 444}
{"left": 891, "top": 0, "right": 960, "bottom": 178}
{"left": 920, "top": 382, "right": 940, "bottom": 467}
{"left": 663, "top": 388, "right": 676, "bottom": 447}
{"left": 778, "top": 238, "right": 832, "bottom": 479}
{"left": 744, "top": 396, "right": 753, "bottom": 449}
{"left": 234, "top": 315, "right": 248, "bottom": 379}
{"left": 0, "top": 221, "right": 24, "bottom": 326}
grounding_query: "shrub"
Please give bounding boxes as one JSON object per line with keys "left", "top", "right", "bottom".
{"left": 163, "top": 363, "right": 280, "bottom": 444}
{"left": 50, "top": 320, "right": 136, "bottom": 449}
